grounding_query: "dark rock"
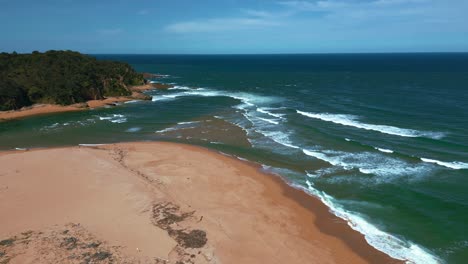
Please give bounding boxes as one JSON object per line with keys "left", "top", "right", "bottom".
{"left": 0, "top": 239, "right": 14, "bottom": 247}
{"left": 61, "top": 237, "right": 78, "bottom": 250}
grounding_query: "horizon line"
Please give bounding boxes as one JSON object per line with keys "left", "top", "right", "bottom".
{"left": 3, "top": 50, "right": 468, "bottom": 56}
{"left": 87, "top": 51, "right": 468, "bottom": 56}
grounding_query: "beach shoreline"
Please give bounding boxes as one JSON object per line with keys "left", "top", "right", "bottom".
{"left": 0, "top": 142, "right": 400, "bottom": 263}
{"left": 0, "top": 83, "right": 171, "bottom": 121}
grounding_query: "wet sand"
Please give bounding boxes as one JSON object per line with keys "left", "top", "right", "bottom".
{"left": 0, "top": 142, "right": 400, "bottom": 264}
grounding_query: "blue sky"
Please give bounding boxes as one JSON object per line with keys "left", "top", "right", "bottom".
{"left": 1, "top": 0, "right": 467, "bottom": 54}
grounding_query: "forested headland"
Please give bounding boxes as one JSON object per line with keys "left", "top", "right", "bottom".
{"left": 0, "top": 50, "right": 145, "bottom": 111}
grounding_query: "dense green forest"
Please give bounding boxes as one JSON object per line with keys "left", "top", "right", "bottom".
{"left": 0, "top": 50, "right": 145, "bottom": 111}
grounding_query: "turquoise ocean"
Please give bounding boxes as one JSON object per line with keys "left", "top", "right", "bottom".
{"left": 1, "top": 54, "right": 467, "bottom": 263}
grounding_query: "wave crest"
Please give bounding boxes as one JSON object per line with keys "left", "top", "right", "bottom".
{"left": 296, "top": 110, "right": 445, "bottom": 139}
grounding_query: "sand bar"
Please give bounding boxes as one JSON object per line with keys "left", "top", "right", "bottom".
{"left": 0, "top": 142, "right": 400, "bottom": 263}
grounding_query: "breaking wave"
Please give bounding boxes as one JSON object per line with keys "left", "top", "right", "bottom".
{"left": 296, "top": 110, "right": 445, "bottom": 139}
{"left": 420, "top": 158, "right": 468, "bottom": 170}
{"left": 302, "top": 149, "right": 431, "bottom": 181}
{"left": 301, "top": 181, "right": 441, "bottom": 264}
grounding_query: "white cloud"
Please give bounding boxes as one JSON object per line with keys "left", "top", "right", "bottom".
{"left": 278, "top": 0, "right": 431, "bottom": 12}
{"left": 278, "top": 0, "right": 349, "bottom": 11}
{"left": 372, "top": 0, "right": 429, "bottom": 5}
{"left": 165, "top": 17, "right": 279, "bottom": 33}
{"left": 277, "top": 0, "right": 435, "bottom": 20}
{"left": 164, "top": 0, "right": 466, "bottom": 37}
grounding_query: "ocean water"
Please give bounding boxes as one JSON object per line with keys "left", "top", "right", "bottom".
{"left": 1, "top": 53, "right": 467, "bottom": 263}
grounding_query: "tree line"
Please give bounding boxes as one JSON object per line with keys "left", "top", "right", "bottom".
{"left": 0, "top": 50, "right": 145, "bottom": 111}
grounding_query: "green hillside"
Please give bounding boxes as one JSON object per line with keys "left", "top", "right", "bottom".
{"left": 0, "top": 50, "right": 145, "bottom": 111}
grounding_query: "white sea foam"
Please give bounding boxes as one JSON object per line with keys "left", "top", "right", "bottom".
{"left": 125, "top": 127, "right": 142, "bottom": 132}
{"left": 40, "top": 119, "right": 98, "bottom": 131}
{"left": 257, "top": 163, "right": 442, "bottom": 264}
{"left": 46, "top": 123, "right": 60, "bottom": 129}
{"left": 153, "top": 95, "right": 172, "bottom": 101}
{"left": 375, "top": 147, "right": 394, "bottom": 154}
{"left": 183, "top": 90, "right": 221, "bottom": 98}
{"left": 165, "top": 93, "right": 185, "bottom": 99}
{"left": 155, "top": 120, "right": 201, "bottom": 134}
{"left": 155, "top": 127, "right": 177, "bottom": 133}
{"left": 151, "top": 93, "right": 185, "bottom": 101}
{"left": 169, "top": 89, "right": 286, "bottom": 151}
{"left": 169, "top": 88, "right": 277, "bottom": 106}
{"left": 230, "top": 103, "right": 299, "bottom": 152}
{"left": 296, "top": 110, "right": 444, "bottom": 139}
{"left": 220, "top": 110, "right": 291, "bottom": 153}
{"left": 159, "top": 74, "right": 170, "bottom": 78}
{"left": 257, "top": 117, "right": 279, "bottom": 125}
{"left": 98, "top": 114, "right": 127, "bottom": 123}
{"left": 167, "top": 85, "right": 206, "bottom": 91}
{"left": 306, "top": 167, "right": 340, "bottom": 178}
{"left": 279, "top": 142, "right": 300, "bottom": 149}
{"left": 240, "top": 112, "right": 256, "bottom": 126}
{"left": 111, "top": 119, "right": 126, "bottom": 124}
{"left": 303, "top": 149, "right": 430, "bottom": 181}
{"left": 256, "top": 107, "right": 285, "bottom": 118}
{"left": 219, "top": 151, "right": 233, "bottom": 157}
{"left": 177, "top": 121, "right": 200, "bottom": 125}
{"left": 151, "top": 88, "right": 279, "bottom": 124}
{"left": 78, "top": 144, "right": 106, "bottom": 147}
{"left": 124, "top": 100, "right": 141, "bottom": 104}
{"left": 303, "top": 149, "right": 343, "bottom": 166}
{"left": 236, "top": 156, "right": 249, "bottom": 162}
{"left": 420, "top": 158, "right": 468, "bottom": 170}
{"left": 168, "top": 85, "right": 192, "bottom": 90}
{"left": 14, "top": 147, "right": 27, "bottom": 151}
{"left": 301, "top": 184, "right": 441, "bottom": 264}
{"left": 151, "top": 90, "right": 209, "bottom": 102}
{"left": 345, "top": 138, "right": 352, "bottom": 142}
{"left": 255, "top": 130, "right": 300, "bottom": 149}
{"left": 229, "top": 92, "right": 275, "bottom": 106}
{"left": 305, "top": 179, "right": 314, "bottom": 189}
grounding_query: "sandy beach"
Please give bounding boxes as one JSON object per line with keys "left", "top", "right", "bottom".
{"left": 0, "top": 142, "right": 399, "bottom": 264}
{"left": 0, "top": 83, "right": 168, "bottom": 121}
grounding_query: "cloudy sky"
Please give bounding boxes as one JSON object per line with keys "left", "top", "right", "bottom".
{"left": 1, "top": 0, "right": 467, "bottom": 53}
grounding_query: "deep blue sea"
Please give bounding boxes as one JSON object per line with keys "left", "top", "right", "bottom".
{"left": 1, "top": 54, "right": 467, "bottom": 263}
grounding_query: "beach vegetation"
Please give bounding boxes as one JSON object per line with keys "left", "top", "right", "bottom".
{"left": 0, "top": 50, "right": 145, "bottom": 111}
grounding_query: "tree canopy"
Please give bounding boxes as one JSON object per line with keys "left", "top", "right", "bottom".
{"left": 0, "top": 50, "right": 145, "bottom": 111}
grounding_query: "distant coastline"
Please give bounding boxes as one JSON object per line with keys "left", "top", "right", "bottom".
{"left": 0, "top": 51, "right": 159, "bottom": 112}
{"left": 0, "top": 50, "right": 180, "bottom": 121}
{"left": 0, "top": 82, "right": 170, "bottom": 121}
